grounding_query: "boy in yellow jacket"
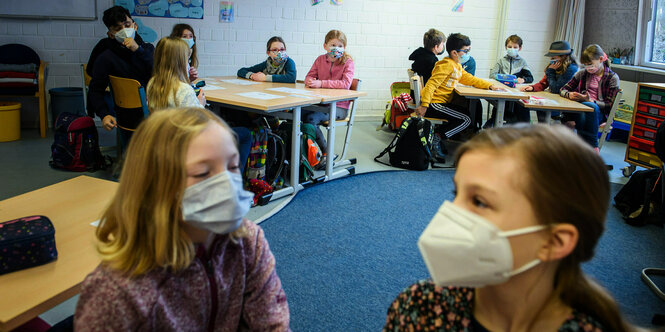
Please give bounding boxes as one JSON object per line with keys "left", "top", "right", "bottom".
{"left": 416, "top": 33, "right": 504, "bottom": 141}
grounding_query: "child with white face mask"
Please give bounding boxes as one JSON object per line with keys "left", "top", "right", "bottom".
{"left": 237, "top": 36, "right": 297, "bottom": 83}
{"left": 384, "top": 124, "right": 637, "bottom": 332}
{"left": 561, "top": 44, "right": 620, "bottom": 151}
{"left": 75, "top": 107, "right": 290, "bottom": 331}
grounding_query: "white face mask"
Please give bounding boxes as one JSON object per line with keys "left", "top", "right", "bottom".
{"left": 418, "top": 201, "right": 547, "bottom": 288}
{"left": 181, "top": 171, "right": 254, "bottom": 235}
{"left": 507, "top": 48, "right": 519, "bottom": 58}
{"left": 114, "top": 27, "right": 135, "bottom": 43}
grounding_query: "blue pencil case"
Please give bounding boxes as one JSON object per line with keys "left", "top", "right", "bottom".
{"left": 496, "top": 74, "right": 517, "bottom": 88}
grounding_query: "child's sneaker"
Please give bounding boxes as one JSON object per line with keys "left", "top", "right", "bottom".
{"left": 431, "top": 133, "right": 447, "bottom": 162}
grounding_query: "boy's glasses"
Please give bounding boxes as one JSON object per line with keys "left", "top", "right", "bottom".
{"left": 270, "top": 48, "right": 286, "bottom": 52}
{"left": 112, "top": 19, "right": 134, "bottom": 32}
{"left": 456, "top": 49, "right": 470, "bottom": 54}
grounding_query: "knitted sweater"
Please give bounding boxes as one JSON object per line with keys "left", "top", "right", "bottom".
{"left": 74, "top": 220, "right": 290, "bottom": 332}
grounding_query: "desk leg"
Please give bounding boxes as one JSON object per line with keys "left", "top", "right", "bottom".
{"left": 494, "top": 99, "right": 505, "bottom": 128}
{"left": 326, "top": 102, "right": 336, "bottom": 180}
{"left": 545, "top": 110, "right": 552, "bottom": 125}
{"left": 291, "top": 106, "right": 301, "bottom": 192}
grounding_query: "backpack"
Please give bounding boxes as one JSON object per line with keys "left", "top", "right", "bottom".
{"left": 382, "top": 93, "right": 413, "bottom": 131}
{"left": 49, "top": 112, "right": 110, "bottom": 172}
{"left": 375, "top": 116, "right": 440, "bottom": 171}
{"left": 244, "top": 118, "right": 288, "bottom": 189}
{"left": 275, "top": 121, "right": 318, "bottom": 183}
{"left": 613, "top": 168, "right": 663, "bottom": 226}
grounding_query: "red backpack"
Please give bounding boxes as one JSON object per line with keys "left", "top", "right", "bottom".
{"left": 49, "top": 112, "right": 110, "bottom": 172}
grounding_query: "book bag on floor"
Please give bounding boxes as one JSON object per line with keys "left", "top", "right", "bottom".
{"left": 375, "top": 116, "right": 438, "bottom": 171}
{"left": 275, "top": 121, "right": 318, "bottom": 183}
{"left": 381, "top": 93, "right": 413, "bottom": 131}
{"left": 49, "top": 112, "right": 110, "bottom": 172}
{"left": 244, "top": 118, "right": 288, "bottom": 189}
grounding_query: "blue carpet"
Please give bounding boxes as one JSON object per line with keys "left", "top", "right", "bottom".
{"left": 259, "top": 170, "right": 665, "bottom": 331}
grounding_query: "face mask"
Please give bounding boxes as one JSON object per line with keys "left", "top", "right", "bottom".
{"left": 459, "top": 53, "right": 470, "bottom": 64}
{"left": 114, "top": 27, "right": 135, "bottom": 43}
{"left": 328, "top": 46, "right": 344, "bottom": 59}
{"left": 182, "top": 38, "right": 195, "bottom": 49}
{"left": 506, "top": 48, "right": 519, "bottom": 58}
{"left": 550, "top": 59, "right": 557, "bottom": 65}
{"left": 418, "top": 201, "right": 547, "bottom": 287}
{"left": 181, "top": 171, "right": 254, "bottom": 235}
{"left": 585, "top": 63, "right": 601, "bottom": 74}
{"left": 270, "top": 51, "right": 288, "bottom": 65}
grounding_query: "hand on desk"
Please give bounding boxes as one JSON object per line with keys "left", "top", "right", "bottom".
{"left": 516, "top": 77, "right": 525, "bottom": 84}
{"left": 519, "top": 85, "right": 534, "bottom": 92}
{"left": 306, "top": 79, "right": 322, "bottom": 88}
{"left": 250, "top": 72, "right": 266, "bottom": 82}
{"left": 489, "top": 84, "right": 507, "bottom": 91}
{"left": 568, "top": 91, "right": 590, "bottom": 102}
{"left": 102, "top": 115, "right": 117, "bottom": 131}
{"left": 415, "top": 106, "right": 427, "bottom": 117}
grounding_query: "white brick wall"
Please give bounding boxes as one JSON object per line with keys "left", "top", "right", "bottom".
{"left": 0, "top": 0, "right": 557, "bottom": 121}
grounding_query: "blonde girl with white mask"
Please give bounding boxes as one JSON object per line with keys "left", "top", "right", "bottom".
{"left": 75, "top": 107, "right": 290, "bottom": 331}
{"left": 384, "top": 124, "right": 638, "bottom": 332}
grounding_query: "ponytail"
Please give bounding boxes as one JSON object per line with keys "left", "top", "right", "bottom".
{"left": 556, "top": 261, "right": 634, "bottom": 332}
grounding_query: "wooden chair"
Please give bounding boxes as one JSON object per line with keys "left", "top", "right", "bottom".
{"left": 80, "top": 64, "right": 92, "bottom": 112}
{"left": 0, "top": 44, "right": 48, "bottom": 137}
{"left": 108, "top": 75, "right": 150, "bottom": 155}
{"left": 598, "top": 89, "right": 623, "bottom": 151}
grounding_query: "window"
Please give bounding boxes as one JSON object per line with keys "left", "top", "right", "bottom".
{"left": 641, "top": 0, "right": 665, "bottom": 69}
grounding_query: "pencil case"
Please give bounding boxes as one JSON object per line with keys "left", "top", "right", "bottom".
{"left": 496, "top": 74, "right": 517, "bottom": 88}
{"left": 0, "top": 215, "right": 58, "bottom": 275}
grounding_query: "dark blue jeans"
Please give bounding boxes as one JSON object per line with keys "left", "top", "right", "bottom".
{"left": 566, "top": 101, "right": 600, "bottom": 147}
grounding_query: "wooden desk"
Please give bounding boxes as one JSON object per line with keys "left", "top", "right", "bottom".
{"left": 454, "top": 82, "right": 526, "bottom": 127}
{"left": 203, "top": 76, "right": 366, "bottom": 200}
{"left": 0, "top": 176, "right": 117, "bottom": 332}
{"left": 519, "top": 91, "right": 592, "bottom": 124}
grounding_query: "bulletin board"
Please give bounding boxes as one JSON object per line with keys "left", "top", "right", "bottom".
{"left": 0, "top": 0, "right": 97, "bottom": 20}
{"left": 115, "top": 0, "right": 204, "bottom": 19}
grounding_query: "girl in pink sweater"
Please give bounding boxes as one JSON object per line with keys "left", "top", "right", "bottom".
{"left": 74, "top": 107, "right": 290, "bottom": 332}
{"left": 303, "top": 29, "right": 355, "bottom": 152}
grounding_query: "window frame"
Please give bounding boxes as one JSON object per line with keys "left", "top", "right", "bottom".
{"left": 638, "top": 0, "right": 665, "bottom": 70}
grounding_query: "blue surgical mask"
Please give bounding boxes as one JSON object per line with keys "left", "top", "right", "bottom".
{"left": 182, "top": 38, "right": 195, "bottom": 49}
{"left": 507, "top": 48, "right": 519, "bottom": 58}
{"left": 114, "top": 27, "right": 135, "bottom": 43}
{"left": 460, "top": 53, "right": 470, "bottom": 63}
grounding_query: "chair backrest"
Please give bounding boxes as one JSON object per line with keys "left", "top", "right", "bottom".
{"left": 0, "top": 44, "right": 40, "bottom": 65}
{"left": 80, "top": 64, "right": 92, "bottom": 111}
{"left": 108, "top": 75, "right": 150, "bottom": 119}
{"left": 407, "top": 69, "right": 415, "bottom": 82}
{"left": 340, "top": 78, "right": 361, "bottom": 122}
{"left": 409, "top": 72, "right": 424, "bottom": 108}
{"left": 599, "top": 89, "right": 623, "bottom": 150}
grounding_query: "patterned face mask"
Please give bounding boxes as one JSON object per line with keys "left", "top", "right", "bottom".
{"left": 327, "top": 46, "right": 344, "bottom": 59}
{"left": 270, "top": 51, "right": 288, "bottom": 65}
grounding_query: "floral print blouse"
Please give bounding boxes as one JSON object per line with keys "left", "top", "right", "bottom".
{"left": 384, "top": 280, "right": 604, "bottom": 332}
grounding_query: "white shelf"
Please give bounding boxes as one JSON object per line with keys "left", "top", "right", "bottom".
{"left": 612, "top": 64, "right": 665, "bottom": 76}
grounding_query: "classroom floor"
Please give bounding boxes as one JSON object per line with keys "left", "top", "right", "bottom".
{"left": 0, "top": 118, "right": 635, "bottom": 326}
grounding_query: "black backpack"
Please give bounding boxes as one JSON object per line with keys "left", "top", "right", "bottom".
{"left": 614, "top": 121, "right": 664, "bottom": 226}
{"left": 375, "top": 116, "right": 438, "bottom": 171}
{"left": 49, "top": 112, "right": 110, "bottom": 172}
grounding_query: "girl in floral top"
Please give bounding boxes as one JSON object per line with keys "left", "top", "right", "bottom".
{"left": 384, "top": 125, "right": 637, "bottom": 332}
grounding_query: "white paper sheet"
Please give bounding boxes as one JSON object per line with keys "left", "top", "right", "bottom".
{"left": 91, "top": 219, "right": 100, "bottom": 227}
{"left": 289, "top": 94, "right": 314, "bottom": 99}
{"left": 221, "top": 79, "right": 260, "bottom": 85}
{"left": 202, "top": 84, "right": 225, "bottom": 90}
{"left": 235, "top": 91, "right": 285, "bottom": 100}
{"left": 266, "top": 87, "right": 314, "bottom": 94}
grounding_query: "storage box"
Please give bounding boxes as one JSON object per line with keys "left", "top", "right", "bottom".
{"left": 636, "top": 101, "right": 665, "bottom": 118}
{"left": 632, "top": 124, "right": 658, "bottom": 141}
{"left": 634, "top": 112, "right": 662, "bottom": 129}
{"left": 627, "top": 147, "right": 663, "bottom": 168}
{"left": 639, "top": 88, "right": 665, "bottom": 105}
{"left": 628, "top": 136, "right": 657, "bottom": 154}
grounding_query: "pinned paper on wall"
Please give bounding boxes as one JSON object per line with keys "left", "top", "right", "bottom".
{"left": 330, "top": 0, "right": 342, "bottom": 5}
{"left": 451, "top": 0, "right": 463, "bottom": 12}
{"left": 219, "top": 1, "right": 234, "bottom": 22}
{"left": 311, "top": 0, "right": 323, "bottom": 5}
{"left": 114, "top": 0, "right": 204, "bottom": 19}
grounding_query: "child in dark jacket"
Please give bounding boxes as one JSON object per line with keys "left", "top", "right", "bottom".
{"left": 409, "top": 29, "right": 446, "bottom": 85}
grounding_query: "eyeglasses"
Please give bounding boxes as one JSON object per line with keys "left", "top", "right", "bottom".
{"left": 456, "top": 49, "right": 470, "bottom": 54}
{"left": 270, "top": 48, "right": 286, "bottom": 52}
{"left": 112, "top": 19, "right": 134, "bottom": 32}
